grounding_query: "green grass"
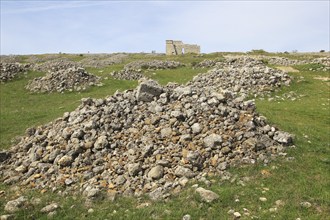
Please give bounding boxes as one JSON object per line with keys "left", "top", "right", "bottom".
{"left": 144, "top": 67, "right": 208, "bottom": 85}
{"left": 0, "top": 55, "right": 329, "bottom": 219}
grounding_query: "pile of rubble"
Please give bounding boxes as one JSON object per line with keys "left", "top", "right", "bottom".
{"left": 111, "top": 69, "right": 145, "bottom": 80}
{"left": 25, "top": 67, "right": 101, "bottom": 93}
{"left": 260, "top": 56, "right": 330, "bottom": 71}
{"left": 265, "top": 91, "right": 306, "bottom": 102}
{"left": 266, "top": 57, "right": 306, "bottom": 66}
{"left": 194, "top": 58, "right": 225, "bottom": 68}
{"left": 0, "top": 55, "right": 24, "bottom": 63}
{"left": 124, "top": 60, "right": 183, "bottom": 70}
{"left": 78, "top": 54, "right": 128, "bottom": 68}
{"left": 32, "top": 60, "right": 77, "bottom": 73}
{"left": 0, "top": 62, "right": 30, "bottom": 82}
{"left": 1, "top": 57, "right": 293, "bottom": 201}
{"left": 189, "top": 56, "right": 292, "bottom": 98}
{"left": 111, "top": 60, "right": 183, "bottom": 80}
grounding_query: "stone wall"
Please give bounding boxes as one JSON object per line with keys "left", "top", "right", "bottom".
{"left": 166, "top": 40, "right": 200, "bottom": 55}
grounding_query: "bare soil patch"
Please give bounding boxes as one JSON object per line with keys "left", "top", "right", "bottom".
{"left": 276, "top": 66, "right": 299, "bottom": 72}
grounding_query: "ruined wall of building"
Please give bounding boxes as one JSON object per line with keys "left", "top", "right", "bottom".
{"left": 166, "top": 40, "right": 200, "bottom": 55}
{"left": 183, "top": 44, "right": 200, "bottom": 54}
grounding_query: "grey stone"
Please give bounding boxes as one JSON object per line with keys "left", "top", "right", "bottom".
{"left": 57, "top": 155, "right": 72, "bottom": 167}
{"left": 40, "top": 203, "right": 59, "bottom": 213}
{"left": 203, "top": 134, "right": 222, "bottom": 148}
{"left": 0, "top": 215, "right": 14, "bottom": 220}
{"left": 174, "top": 166, "right": 196, "bottom": 178}
{"left": 300, "top": 201, "right": 312, "bottom": 208}
{"left": 15, "top": 165, "right": 27, "bottom": 173}
{"left": 148, "top": 165, "right": 164, "bottom": 180}
{"left": 233, "top": 211, "right": 241, "bottom": 218}
{"left": 191, "top": 123, "right": 202, "bottom": 134}
{"left": 221, "top": 146, "right": 231, "bottom": 154}
{"left": 149, "top": 187, "right": 163, "bottom": 201}
{"left": 161, "top": 127, "right": 172, "bottom": 138}
{"left": 273, "top": 131, "right": 293, "bottom": 145}
{"left": 94, "top": 135, "right": 108, "bottom": 149}
{"left": 4, "top": 196, "right": 27, "bottom": 213}
{"left": 128, "top": 163, "right": 141, "bottom": 176}
{"left": 136, "top": 80, "right": 163, "bottom": 102}
{"left": 115, "top": 175, "right": 126, "bottom": 185}
{"left": 195, "top": 187, "right": 219, "bottom": 203}
{"left": 173, "top": 86, "right": 192, "bottom": 96}
{"left": 84, "top": 187, "right": 101, "bottom": 200}
{"left": 182, "top": 214, "right": 191, "bottom": 220}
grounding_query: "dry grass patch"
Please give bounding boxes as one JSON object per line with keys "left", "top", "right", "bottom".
{"left": 276, "top": 66, "right": 299, "bottom": 72}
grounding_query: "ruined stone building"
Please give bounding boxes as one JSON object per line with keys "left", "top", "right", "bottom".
{"left": 166, "top": 40, "right": 200, "bottom": 55}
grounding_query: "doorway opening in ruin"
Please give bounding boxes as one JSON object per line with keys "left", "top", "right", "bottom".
{"left": 182, "top": 48, "right": 185, "bottom": 54}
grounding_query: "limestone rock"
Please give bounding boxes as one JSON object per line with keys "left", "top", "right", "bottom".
{"left": 136, "top": 80, "right": 163, "bottom": 102}
{"left": 175, "top": 166, "right": 196, "bottom": 178}
{"left": 195, "top": 187, "right": 219, "bottom": 203}
{"left": 182, "top": 214, "right": 191, "bottom": 220}
{"left": 128, "top": 163, "right": 141, "bottom": 176}
{"left": 273, "top": 131, "right": 293, "bottom": 145}
{"left": 148, "top": 165, "right": 164, "bottom": 180}
{"left": 4, "top": 196, "right": 27, "bottom": 213}
{"left": 0, "top": 215, "right": 14, "bottom": 220}
{"left": 149, "top": 187, "right": 164, "bottom": 201}
{"left": 57, "top": 155, "right": 72, "bottom": 167}
{"left": 203, "top": 134, "right": 222, "bottom": 149}
{"left": 40, "top": 203, "right": 59, "bottom": 213}
{"left": 191, "top": 123, "right": 202, "bottom": 134}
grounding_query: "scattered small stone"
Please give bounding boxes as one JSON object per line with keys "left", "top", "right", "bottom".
{"left": 233, "top": 211, "right": 241, "bottom": 218}
{"left": 148, "top": 165, "right": 164, "bottom": 180}
{"left": 47, "top": 211, "right": 57, "bottom": 218}
{"left": 88, "top": 208, "right": 94, "bottom": 213}
{"left": 300, "top": 201, "right": 312, "bottom": 208}
{"left": 227, "top": 209, "right": 235, "bottom": 214}
{"left": 275, "top": 199, "right": 285, "bottom": 207}
{"left": 136, "top": 202, "right": 151, "bottom": 209}
{"left": 31, "top": 198, "right": 42, "bottom": 205}
{"left": 182, "top": 214, "right": 191, "bottom": 220}
{"left": 269, "top": 207, "right": 277, "bottom": 212}
{"left": 40, "top": 203, "right": 59, "bottom": 213}
{"left": 0, "top": 215, "right": 15, "bottom": 220}
{"left": 259, "top": 197, "right": 267, "bottom": 202}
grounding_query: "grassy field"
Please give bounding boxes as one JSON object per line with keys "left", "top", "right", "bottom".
{"left": 0, "top": 54, "right": 329, "bottom": 219}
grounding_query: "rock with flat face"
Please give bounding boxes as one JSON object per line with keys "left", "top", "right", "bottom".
{"left": 204, "top": 134, "right": 222, "bottom": 149}
{"left": 148, "top": 165, "right": 164, "bottom": 180}
{"left": 136, "top": 80, "right": 163, "bottom": 102}
{"left": 4, "top": 196, "right": 27, "bottom": 213}
{"left": 195, "top": 187, "right": 219, "bottom": 203}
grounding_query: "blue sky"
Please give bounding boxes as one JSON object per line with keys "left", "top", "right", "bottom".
{"left": 1, "top": 1, "right": 329, "bottom": 55}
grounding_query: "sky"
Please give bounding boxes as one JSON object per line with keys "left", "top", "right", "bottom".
{"left": 1, "top": 0, "right": 329, "bottom": 55}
